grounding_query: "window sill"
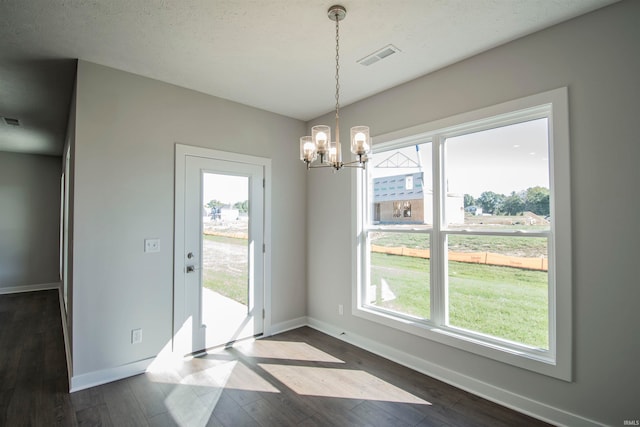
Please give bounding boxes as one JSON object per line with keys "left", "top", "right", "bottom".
{"left": 353, "top": 305, "right": 571, "bottom": 381}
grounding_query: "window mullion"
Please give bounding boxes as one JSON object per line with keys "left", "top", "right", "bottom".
{"left": 359, "top": 164, "right": 371, "bottom": 310}
{"left": 430, "top": 134, "right": 446, "bottom": 326}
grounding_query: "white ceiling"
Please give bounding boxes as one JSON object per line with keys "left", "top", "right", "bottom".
{"left": 0, "top": 0, "right": 618, "bottom": 156}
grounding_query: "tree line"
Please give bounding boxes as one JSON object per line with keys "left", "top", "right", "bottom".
{"left": 206, "top": 199, "right": 249, "bottom": 213}
{"left": 464, "top": 186, "right": 549, "bottom": 216}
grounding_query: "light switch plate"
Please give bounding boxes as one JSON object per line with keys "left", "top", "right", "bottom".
{"left": 144, "top": 238, "right": 160, "bottom": 253}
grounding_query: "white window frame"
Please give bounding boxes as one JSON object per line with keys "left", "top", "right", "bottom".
{"left": 353, "top": 88, "right": 572, "bottom": 380}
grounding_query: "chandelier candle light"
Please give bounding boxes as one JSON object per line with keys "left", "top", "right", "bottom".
{"left": 300, "top": 5, "right": 371, "bottom": 170}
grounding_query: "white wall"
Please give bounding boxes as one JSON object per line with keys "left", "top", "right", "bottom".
{"left": 307, "top": 1, "right": 639, "bottom": 425}
{"left": 0, "top": 152, "right": 61, "bottom": 290}
{"left": 62, "top": 77, "right": 77, "bottom": 361}
{"left": 72, "top": 61, "right": 307, "bottom": 378}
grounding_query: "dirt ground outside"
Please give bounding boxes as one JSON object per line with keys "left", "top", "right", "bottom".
{"left": 201, "top": 217, "right": 249, "bottom": 305}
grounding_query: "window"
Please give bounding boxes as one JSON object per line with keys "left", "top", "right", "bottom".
{"left": 355, "top": 88, "right": 571, "bottom": 380}
{"left": 405, "top": 176, "right": 413, "bottom": 190}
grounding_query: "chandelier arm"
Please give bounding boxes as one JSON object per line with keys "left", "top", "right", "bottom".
{"left": 342, "top": 160, "right": 366, "bottom": 169}
{"left": 307, "top": 163, "right": 335, "bottom": 169}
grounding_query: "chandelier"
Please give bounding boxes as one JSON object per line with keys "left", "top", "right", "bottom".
{"left": 300, "top": 5, "right": 371, "bottom": 171}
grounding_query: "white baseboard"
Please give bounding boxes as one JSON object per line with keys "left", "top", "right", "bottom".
{"left": 69, "top": 317, "right": 308, "bottom": 392}
{"left": 306, "top": 317, "right": 604, "bottom": 427}
{"left": 268, "top": 316, "right": 308, "bottom": 336}
{"left": 70, "top": 357, "right": 155, "bottom": 393}
{"left": 61, "top": 311, "right": 600, "bottom": 425}
{"left": 56, "top": 287, "right": 73, "bottom": 392}
{"left": 0, "top": 282, "right": 61, "bottom": 295}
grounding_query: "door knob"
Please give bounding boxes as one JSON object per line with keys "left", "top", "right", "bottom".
{"left": 187, "top": 252, "right": 194, "bottom": 259}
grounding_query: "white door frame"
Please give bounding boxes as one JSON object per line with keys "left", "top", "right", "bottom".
{"left": 173, "top": 143, "right": 272, "bottom": 355}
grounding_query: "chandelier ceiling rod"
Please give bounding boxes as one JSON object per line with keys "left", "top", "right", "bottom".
{"left": 331, "top": 5, "right": 344, "bottom": 147}
{"left": 299, "top": 5, "right": 371, "bottom": 171}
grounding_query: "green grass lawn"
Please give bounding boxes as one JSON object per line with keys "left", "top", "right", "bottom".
{"left": 202, "top": 234, "right": 248, "bottom": 305}
{"left": 370, "top": 254, "right": 431, "bottom": 319}
{"left": 370, "top": 252, "right": 549, "bottom": 349}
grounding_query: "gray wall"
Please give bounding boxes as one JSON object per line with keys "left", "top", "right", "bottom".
{"left": 71, "top": 61, "right": 307, "bottom": 377}
{"left": 307, "top": 1, "right": 639, "bottom": 425}
{"left": 0, "top": 152, "right": 61, "bottom": 290}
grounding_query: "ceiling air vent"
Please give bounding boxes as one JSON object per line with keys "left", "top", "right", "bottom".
{"left": 357, "top": 44, "right": 401, "bottom": 66}
{"left": 3, "top": 117, "right": 21, "bottom": 126}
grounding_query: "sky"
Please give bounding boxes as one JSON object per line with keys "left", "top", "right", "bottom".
{"left": 372, "top": 118, "right": 550, "bottom": 198}
{"left": 202, "top": 173, "right": 248, "bottom": 206}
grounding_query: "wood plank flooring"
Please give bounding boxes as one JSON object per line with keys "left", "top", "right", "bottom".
{"left": 0, "top": 290, "right": 552, "bottom": 426}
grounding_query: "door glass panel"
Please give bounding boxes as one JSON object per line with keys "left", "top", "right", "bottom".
{"left": 201, "top": 172, "right": 250, "bottom": 342}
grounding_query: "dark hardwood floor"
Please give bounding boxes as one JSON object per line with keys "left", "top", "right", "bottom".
{"left": 0, "top": 290, "right": 551, "bottom": 426}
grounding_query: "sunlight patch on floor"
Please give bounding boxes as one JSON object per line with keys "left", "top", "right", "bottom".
{"left": 156, "top": 360, "right": 279, "bottom": 426}
{"left": 149, "top": 354, "right": 279, "bottom": 394}
{"left": 217, "top": 360, "right": 279, "bottom": 393}
{"left": 237, "top": 340, "right": 345, "bottom": 363}
{"left": 259, "top": 364, "right": 431, "bottom": 405}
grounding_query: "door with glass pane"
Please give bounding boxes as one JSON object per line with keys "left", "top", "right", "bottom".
{"left": 183, "top": 156, "right": 264, "bottom": 353}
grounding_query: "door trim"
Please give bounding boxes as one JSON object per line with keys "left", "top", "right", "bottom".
{"left": 173, "top": 143, "right": 272, "bottom": 354}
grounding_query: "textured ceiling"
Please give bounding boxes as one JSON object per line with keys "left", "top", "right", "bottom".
{"left": 0, "top": 0, "right": 619, "bottom": 156}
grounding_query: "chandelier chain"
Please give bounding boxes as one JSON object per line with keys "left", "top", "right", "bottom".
{"left": 334, "top": 12, "right": 340, "bottom": 138}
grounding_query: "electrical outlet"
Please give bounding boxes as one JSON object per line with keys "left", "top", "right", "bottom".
{"left": 144, "top": 238, "right": 160, "bottom": 253}
{"left": 338, "top": 304, "right": 344, "bottom": 315}
{"left": 132, "top": 328, "right": 142, "bottom": 344}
